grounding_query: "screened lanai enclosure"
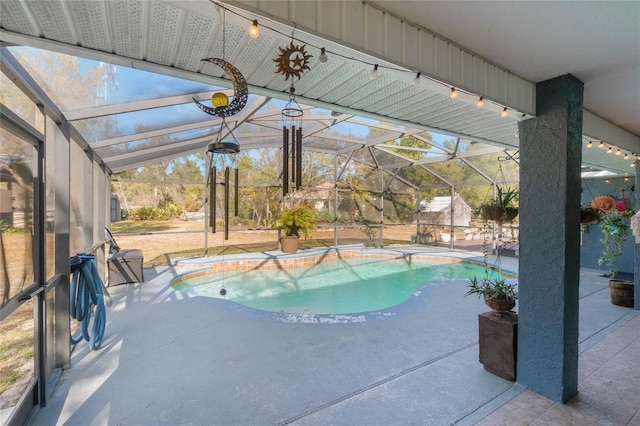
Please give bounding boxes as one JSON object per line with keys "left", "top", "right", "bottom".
{"left": 1, "top": 0, "right": 638, "bottom": 423}
{"left": 2, "top": 42, "right": 531, "bottom": 258}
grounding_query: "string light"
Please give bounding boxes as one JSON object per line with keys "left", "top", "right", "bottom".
{"left": 216, "top": 4, "right": 526, "bottom": 121}
{"left": 591, "top": 139, "right": 637, "bottom": 168}
{"left": 248, "top": 19, "right": 260, "bottom": 38}
{"left": 370, "top": 64, "right": 380, "bottom": 80}
{"left": 318, "top": 47, "right": 328, "bottom": 63}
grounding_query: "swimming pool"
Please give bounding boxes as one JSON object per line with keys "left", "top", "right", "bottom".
{"left": 172, "top": 256, "right": 501, "bottom": 316}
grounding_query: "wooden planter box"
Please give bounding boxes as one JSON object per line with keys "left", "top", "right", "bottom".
{"left": 478, "top": 311, "right": 518, "bottom": 381}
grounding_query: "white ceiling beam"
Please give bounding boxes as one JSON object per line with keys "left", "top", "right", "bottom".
{"left": 227, "top": 0, "right": 536, "bottom": 115}
{"left": 583, "top": 110, "right": 640, "bottom": 153}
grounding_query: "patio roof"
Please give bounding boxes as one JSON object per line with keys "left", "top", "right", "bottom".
{"left": 1, "top": 0, "right": 638, "bottom": 181}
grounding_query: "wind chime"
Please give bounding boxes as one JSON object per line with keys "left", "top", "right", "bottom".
{"left": 193, "top": 5, "right": 248, "bottom": 240}
{"left": 274, "top": 33, "right": 312, "bottom": 195}
{"left": 204, "top": 122, "right": 240, "bottom": 240}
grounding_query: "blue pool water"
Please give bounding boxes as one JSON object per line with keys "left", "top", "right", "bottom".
{"left": 174, "top": 257, "right": 496, "bottom": 315}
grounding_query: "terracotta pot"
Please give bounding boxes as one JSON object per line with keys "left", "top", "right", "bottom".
{"left": 609, "top": 279, "right": 634, "bottom": 307}
{"left": 484, "top": 295, "right": 516, "bottom": 313}
{"left": 280, "top": 235, "right": 299, "bottom": 253}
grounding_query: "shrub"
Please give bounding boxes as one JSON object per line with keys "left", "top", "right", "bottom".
{"left": 315, "top": 208, "right": 334, "bottom": 224}
{"left": 129, "top": 202, "right": 184, "bottom": 221}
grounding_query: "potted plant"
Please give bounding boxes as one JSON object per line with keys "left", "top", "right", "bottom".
{"left": 415, "top": 226, "right": 433, "bottom": 244}
{"left": 466, "top": 276, "right": 518, "bottom": 313}
{"left": 273, "top": 192, "right": 316, "bottom": 253}
{"left": 598, "top": 208, "right": 635, "bottom": 307}
{"left": 466, "top": 228, "right": 518, "bottom": 313}
{"left": 580, "top": 205, "right": 601, "bottom": 224}
{"left": 481, "top": 186, "right": 519, "bottom": 223}
{"left": 465, "top": 229, "right": 519, "bottom": 381}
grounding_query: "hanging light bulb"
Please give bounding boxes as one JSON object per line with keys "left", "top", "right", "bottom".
{"left": 598, "top": 141, "right": 605, "bottom": 149}
{"left": 624, "top": 153, "right": 630, "bottom": 160}
{"left": 501, "top": 107, "right": 508, "bottom": 118}
{"left": 616, "top": 148, "right": 622, "bottom": 156}
{"left": 606, "top": 147, "right": 613, "bottom": 154}
{"left": 476, "top": 96, "right": 484, "bottom": 108}
{"left": 631, "top": 163, "right": 636, "bottom": 168}
{"left": 318, "top": 47, "right": 328, "bottom": 63}
{"left": 586, "top": 140, "right": 593, "bottom": 148}
{"left": 370, "top": 64, "right": 380, "bottom": 80}
{"left": 248, "top": 19, "right": 260, "bottom": 38}
{"left": 412, "top": 72, "right": 421, "bottom": 85}
{"left": 605, "top": 179, "right": 611, "bottom": 183}
{"left": 450, "top": 87, "right": 458, "bottom": 99}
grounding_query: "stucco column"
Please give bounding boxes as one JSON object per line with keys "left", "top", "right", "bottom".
{"left": 635, "top": 159, "right": 640, "bottom": 310}
{"left": 517, "top": 74, "right": 584, "bottom": 402}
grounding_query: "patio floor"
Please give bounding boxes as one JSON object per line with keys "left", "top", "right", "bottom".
{"left": 27, "top": 246, "right": 639, "bottom": 425}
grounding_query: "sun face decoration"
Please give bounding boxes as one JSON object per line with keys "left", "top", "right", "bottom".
{"left": 274, "top": 41, "right": 312, "bottom": 81}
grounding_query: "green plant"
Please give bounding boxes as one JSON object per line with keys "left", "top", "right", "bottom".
{"left": 466, "top": 276, "right": 518, "bottom": 301}
{"left": 479, "top": 186, "right": 519, "bottom": 223}
{"left": 598, "top": 209, "right": 635, "bottom": 277}
{"left": 315, "top": 208, "right": 334, "bottom": 224}
{"left": 490, "top": 186, "right": 518, "bottom": 208}
{"left": 273, "top": 192, "right": 316, "bottom": 238}
{"left": 466, "top": 223, "right": 518, "bottom": 302}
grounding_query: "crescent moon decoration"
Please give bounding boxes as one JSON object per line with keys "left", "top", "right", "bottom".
{"left": 193, "top": 58, "right": 248, "bottom": 118}
{"left": 274, "top": 41, "right": 312, "bottom": 81}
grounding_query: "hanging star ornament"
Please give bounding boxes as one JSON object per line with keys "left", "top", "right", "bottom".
{"left": 274, "top": 41, "right": 312, "bottom": 81}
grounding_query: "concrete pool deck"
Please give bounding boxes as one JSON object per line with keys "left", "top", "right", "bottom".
{"left": 27, "top": 245, "right": 639, "bottom": 425}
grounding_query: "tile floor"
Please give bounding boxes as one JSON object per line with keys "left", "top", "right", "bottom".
{"left": 477, "top": 315, "right": 640, "bottom": 425}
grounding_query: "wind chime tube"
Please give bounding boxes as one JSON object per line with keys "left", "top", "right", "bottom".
{"left": 211, "top": 167, "right": 217, "bottom": 233}
{"left": 291, "top": 126, "right": 296, "bottom": 190}
{"left": 296, "top": 127, "right": 303, "bottom": 190}
{"left": 224, "top": 167, "right": 230, "bottom": 240}
{"left": 234, "top": 167, "right": 239, "bottom": 216}
{"left": 282, "top": 126, "right": 289, "bottom": 196}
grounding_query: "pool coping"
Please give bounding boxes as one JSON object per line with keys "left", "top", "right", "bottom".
{"left": 172, "top": 243, "right": 518, "bottom": 276}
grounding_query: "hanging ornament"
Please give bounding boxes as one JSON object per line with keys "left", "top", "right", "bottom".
{"left": 274, "top": 41, "right": 312, "bottom": 81}
{"left": 211, "top": 92, "right": 229, "bottom": 108}
{"left": 591, "top": 194, "right": 616, "bottom": 214}
{"left": 194, "top": 4, "right": 247, "bottom": 118}
{"left": 193, "top": 58, "right": 248, "bottom": 118}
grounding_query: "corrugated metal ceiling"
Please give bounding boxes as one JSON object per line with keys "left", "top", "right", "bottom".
{"left": 0, "top": 0, "right": 634, "bottom": 180}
